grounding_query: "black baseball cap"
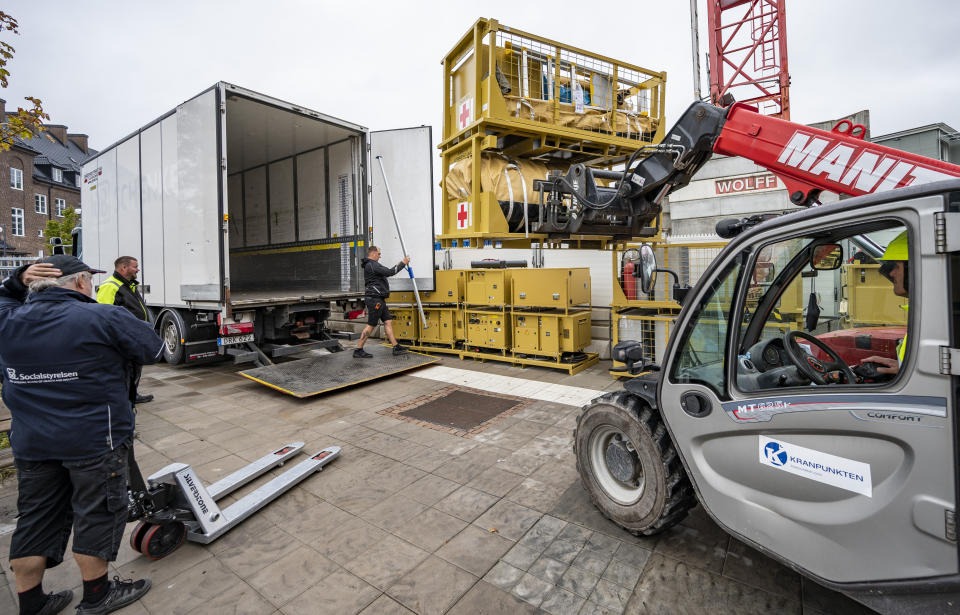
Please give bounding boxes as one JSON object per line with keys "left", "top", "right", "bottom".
{"left": 40, "top": 254, "right": 106, "bottom": 276}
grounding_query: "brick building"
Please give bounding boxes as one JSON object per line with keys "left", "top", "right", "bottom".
{"left": 0, "top": 98, "right": 96, "bottom": 257}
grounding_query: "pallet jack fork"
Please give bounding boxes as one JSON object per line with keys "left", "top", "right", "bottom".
{"left": 126, "top": 443, "right": 340, "bottom": 559}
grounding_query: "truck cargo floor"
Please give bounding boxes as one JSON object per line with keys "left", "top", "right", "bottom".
{"left": 238, "top": 345, "right": 438, "bottom": 397}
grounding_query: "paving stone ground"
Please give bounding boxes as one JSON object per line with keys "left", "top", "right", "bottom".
{"left": 0, "top": 352, "right": 876, "bottom": 614}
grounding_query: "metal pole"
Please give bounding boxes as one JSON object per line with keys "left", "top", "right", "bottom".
{"left": 690, "top": 0, "right": 703, "bottom": 100}
{"left": 375, "top": 156, "right": 428, "bottom": 328}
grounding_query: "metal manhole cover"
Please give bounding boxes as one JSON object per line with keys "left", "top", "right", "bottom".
{"left": 380, "top": 386, "right": 530, "bottom": 436}
{"left": 401, "top": 390, "right": 520, "bottom": 430}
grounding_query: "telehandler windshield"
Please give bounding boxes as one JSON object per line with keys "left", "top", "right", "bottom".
{"left": 735, "top": 223, "right": 909, "bottom": 391}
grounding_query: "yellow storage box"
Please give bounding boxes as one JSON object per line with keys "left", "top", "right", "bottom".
{"left": 511, "top": 268, "right": 590, "bottom": 308}
{"left": 389, "top": 269, "right": 465, "bottom": 305}
{"left": 465, "top": 270, "right": 514, "bottom": 306}
{"left": 420, "top": 307, "right": 463, "bottom": 345}
{"left": 465, "top": 309, "right": 510, "bottom": 349}
{"left": 390, "top": 307, "right": 419, "bottom": 342}
{"left": 513, "top": 310, "right": 591, "bottom": 356}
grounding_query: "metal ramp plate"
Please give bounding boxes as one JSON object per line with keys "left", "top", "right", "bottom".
{"left": 239, "top": 345, "right": 438, "bottom": 397}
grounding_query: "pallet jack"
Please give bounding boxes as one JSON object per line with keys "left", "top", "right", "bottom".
{"left": 125, "top": 443, "right": 340, "bottom": 559}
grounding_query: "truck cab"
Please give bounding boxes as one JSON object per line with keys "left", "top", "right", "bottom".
{"left": 575, "top": 180, "right": 960, "bottom": 613}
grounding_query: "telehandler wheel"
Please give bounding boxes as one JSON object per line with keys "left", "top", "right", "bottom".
{"left": 129, "top": 521, "right": 151, "bottom": 554}
{"left": 574, "top": 391, "right": 696, "bottom": 536}
{"left": 141, "top": 522, "right": 186, "bottom": 560}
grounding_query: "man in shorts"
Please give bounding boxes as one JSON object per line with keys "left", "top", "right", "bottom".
{"left": 0, "top": 255, "right": 164, "bottom": 615}
{"left": 354, "top": 245, "right": 410, "bottom": 358}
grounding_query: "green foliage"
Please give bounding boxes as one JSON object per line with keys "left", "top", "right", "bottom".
{"left": 46, "top": 207, "right": 78, "bottom": 250}
{"left": 0, "top": 11, "right": 48, "bottom": 151}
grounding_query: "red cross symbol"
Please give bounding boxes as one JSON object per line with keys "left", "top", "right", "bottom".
{"left": 456, "top": 201, "right": 470, "bottom": 229}
{"left": 459, "top": 101, "right": 471, "bottom": 128}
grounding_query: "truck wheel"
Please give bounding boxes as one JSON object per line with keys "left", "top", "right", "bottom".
{"left": 160, "top": 313, "right": 185, "bottom": 364}
{"left": 574, "top": 391, "right": 696, "bottom": 535}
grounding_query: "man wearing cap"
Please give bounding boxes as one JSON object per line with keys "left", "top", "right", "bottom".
{"left": 96, "top": 256, "right": 153, "bottom": 404}
{"left": 861, "top": 230, "right": 909, "bottom": 374}
{"left": 0, "top": 255, "right": 163, "bottom": 615}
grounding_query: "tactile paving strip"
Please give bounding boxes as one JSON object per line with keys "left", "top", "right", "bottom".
{"left": 239, "top": 345, "right": 437, "bottom": 397}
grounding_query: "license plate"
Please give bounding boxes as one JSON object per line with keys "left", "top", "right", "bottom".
{"left": 218, "top": 333, "right": 254, "bottom": 346}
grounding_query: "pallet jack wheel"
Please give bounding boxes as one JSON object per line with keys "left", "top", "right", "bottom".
{"left": 129, "top": 521, "right": 151, "bottom": 554}
{"left": 142, "top": 522, "right": 186, "bottom": 560}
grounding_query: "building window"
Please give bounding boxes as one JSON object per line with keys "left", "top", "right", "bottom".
{"left": 34, "top": 194, "right": 47, "bottom": 214}
{"left": 52, "top": 167, "right": 63, "bottom": 183}
{"left": 11, "top": 208, "right": 24, "bottom": 236}
{"left": 10, "top": 167, "right": 23, "bottom": 190}
{"left": 37, "top": 228, "right": 44, "bottom": 238}
{"left": 55, "top": 198, "right": 66, "bottom": 217}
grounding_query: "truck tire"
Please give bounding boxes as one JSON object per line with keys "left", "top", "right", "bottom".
{"left": 160, "top": 312, "right": 185, "bottom": 365}
{"left": 573, "top": 391, "right": 696, "bottom": 535}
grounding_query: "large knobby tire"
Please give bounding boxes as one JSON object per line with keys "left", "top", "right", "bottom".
{"left": 160, "top": 312, "right": 185, "bottom": 365}
{"left": 574, "top": 391, "right": 696, "bottom": 535}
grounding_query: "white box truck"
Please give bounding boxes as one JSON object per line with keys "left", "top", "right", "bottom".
{"left": 79, "top": 82, "right": 435, "bottom": 365}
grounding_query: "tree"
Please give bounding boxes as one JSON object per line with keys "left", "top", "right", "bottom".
{"left": 45, "top": 207, "right": 78, "bottom": 251}
{"left": 0, "top": 11, "right": 48, "bottom": 150}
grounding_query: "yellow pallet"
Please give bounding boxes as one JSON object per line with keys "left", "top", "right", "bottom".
{"left": 458, "top": 349, "right": 599, "bottom": 376}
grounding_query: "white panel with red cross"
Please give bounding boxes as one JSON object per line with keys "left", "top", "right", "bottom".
{"left": 457, "top": 97, "right": 473, "bottom": 131}
{"left": 455, "top": 201, "right": 471, "bottom": 230}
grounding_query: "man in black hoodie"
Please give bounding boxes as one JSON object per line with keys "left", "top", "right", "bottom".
{"left": 355, "top": 245, "right": 411, "bottom": 358}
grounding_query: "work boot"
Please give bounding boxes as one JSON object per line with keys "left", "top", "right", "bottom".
{"left": 393, "top": 343, "right": 408, "bottom": 356}
{"left": 75, "top": 577, "right": 151, "bottom": 615}
{"left": 134, "top": 394, "right": 154, "bottom": 404}
{"left": 353, "top": 348, "right": 373, "bottom": 359}
{"left": 33, "top": 589, "right": 73, "bottom": 615}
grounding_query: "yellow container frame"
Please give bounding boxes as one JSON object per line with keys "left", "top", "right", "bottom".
{"left": 438, "top": 18, "right": 667, "bottom": 248}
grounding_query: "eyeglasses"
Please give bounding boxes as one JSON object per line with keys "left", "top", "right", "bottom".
{"left": 878, "top": 260, "right": 898, "bottom": 283}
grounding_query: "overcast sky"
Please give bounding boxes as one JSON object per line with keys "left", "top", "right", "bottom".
{"left": 4, "top": 0, "right": 958, "bottom": 152}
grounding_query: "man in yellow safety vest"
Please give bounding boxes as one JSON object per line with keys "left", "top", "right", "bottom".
{"left": 97, "top": 256, "right": 153, "bottom": 403}
{"left": 862, "top": 231, "right": 909, "bottom": 374}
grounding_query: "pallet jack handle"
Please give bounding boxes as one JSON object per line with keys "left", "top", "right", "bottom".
{"left": 375, "top": 155, "right": 428, "bottom": 328}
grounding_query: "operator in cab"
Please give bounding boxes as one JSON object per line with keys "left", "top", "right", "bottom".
{"left": 860, "top": 231, "right": 909, "bottom": 375}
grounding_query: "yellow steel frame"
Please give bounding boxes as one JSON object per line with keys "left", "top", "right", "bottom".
{"left": 438, "top": 18, "right": 667, "bottom": 248}
{"left": 611, "top": 241, "right": 728, "bottom": 309}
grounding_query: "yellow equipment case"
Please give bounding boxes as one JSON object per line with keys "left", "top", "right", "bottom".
{"left": 511, "top": 267, "right": 590, "bottom": 308}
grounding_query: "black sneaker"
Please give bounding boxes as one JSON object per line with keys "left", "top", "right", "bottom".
{"left": 75, "top": 577, "right": 151, "bottom": 615}
{"left": 393, "top": 344, "right": 408, "bottom": 356}
{"left": 134, "top": 394, "right": 154, "bottom": 404}
{"left": 353, "top": 348, "right": 373, "bottom": 358}
{"left": 35, "top": 590, "right": 73, "bottom": 615}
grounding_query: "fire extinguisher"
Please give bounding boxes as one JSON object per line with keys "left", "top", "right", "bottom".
{"left": 623, "top": 260, "right": 636, "bottom": 301}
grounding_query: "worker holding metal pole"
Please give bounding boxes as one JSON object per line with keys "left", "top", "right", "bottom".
{"left": 375, "top": 155, "right": 428, "bottom": 328}
{"left": 354, "top": 245, "right": 410, "bottom": 358}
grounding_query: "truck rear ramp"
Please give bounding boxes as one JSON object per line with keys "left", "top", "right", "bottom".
{"left": 239, "top": 345, "right": 438, "bottom": 397}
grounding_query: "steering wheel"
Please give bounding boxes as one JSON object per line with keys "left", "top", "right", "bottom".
{"left": 782, "top": 330, "right": 857, "bottom": 385}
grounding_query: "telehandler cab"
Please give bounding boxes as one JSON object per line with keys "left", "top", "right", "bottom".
{"left": 569, "top": 101, "right": 960, "bottom": 614}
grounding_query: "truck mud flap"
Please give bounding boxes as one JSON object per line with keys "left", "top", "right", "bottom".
{"left": 238, "top": 344, "right": 438, "bottom": 397}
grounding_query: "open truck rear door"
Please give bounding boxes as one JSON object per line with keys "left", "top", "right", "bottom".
{"left": 176, "top": 86, "right": 223, "bottom": 303}
{"left": 369, "top": 127, "right": 436, "bottom": 293}
{"left": 658, "top": 183, "right": 959, "bottom": 612}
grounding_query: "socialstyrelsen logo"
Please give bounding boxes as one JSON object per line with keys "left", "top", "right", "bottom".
{"left": 5, "top": 367, "right": 79, "bottom": 383}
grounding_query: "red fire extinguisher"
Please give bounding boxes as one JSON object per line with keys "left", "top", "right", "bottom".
{"left": 623, "top": 260, "right": 636, "bottom": 301}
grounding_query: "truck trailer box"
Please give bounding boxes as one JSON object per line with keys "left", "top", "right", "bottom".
{"left": 81, "top": 82, "right": 434, "bottom": 364}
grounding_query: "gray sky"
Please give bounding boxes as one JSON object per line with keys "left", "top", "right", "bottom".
{"left": 4, "top": 0, "right": 959, "bottom": 152}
